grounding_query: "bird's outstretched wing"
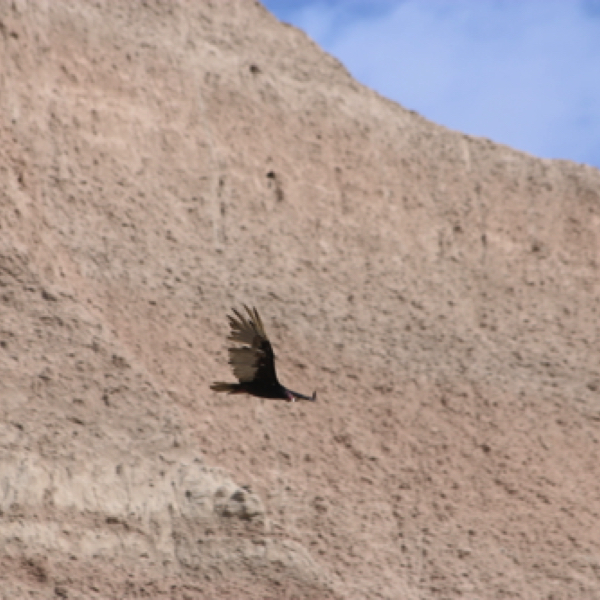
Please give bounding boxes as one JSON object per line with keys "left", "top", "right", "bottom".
{"left": 227, "top": 305, "right": 278, "bottom": 384}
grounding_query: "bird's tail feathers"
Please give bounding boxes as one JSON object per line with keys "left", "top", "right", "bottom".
{"left": 210, "top": 382, "right": 242, "bottom": 394}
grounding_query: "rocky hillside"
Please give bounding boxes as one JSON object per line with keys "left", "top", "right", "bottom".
{"left": 1, "top": 1, "right": 599, "bottom": 598}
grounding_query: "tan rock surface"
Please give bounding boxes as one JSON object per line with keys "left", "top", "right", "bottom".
{"left": 1, "top": 1, "right": 600, "bottom": 598}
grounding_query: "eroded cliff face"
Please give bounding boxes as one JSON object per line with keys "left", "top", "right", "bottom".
{"left": 1, "top": 1, "right": 599, "bottom": 598}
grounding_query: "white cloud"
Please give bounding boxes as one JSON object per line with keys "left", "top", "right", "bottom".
{"left": 265, "top": 0, "right": 600, "bottom": 168}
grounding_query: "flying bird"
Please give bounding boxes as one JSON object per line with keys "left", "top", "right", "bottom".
{"left": 211, "top": 305, "right": 316, "bottom": 402}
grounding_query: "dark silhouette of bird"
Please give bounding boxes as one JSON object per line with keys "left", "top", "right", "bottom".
{"left": 211, "top": 305, "right": 316, "bottom": 402}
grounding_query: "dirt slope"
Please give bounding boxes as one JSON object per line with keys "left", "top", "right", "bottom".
{"left": 1, "top": 1, "right": 600, "bottom": 598}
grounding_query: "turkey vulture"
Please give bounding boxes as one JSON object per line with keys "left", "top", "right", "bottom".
{"left": 211, "top": 305, "right": 317, "bottom": 402}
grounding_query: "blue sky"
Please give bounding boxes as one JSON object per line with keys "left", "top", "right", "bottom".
{"left": 264, "top": 0, "right": 600, "bottom": 169}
